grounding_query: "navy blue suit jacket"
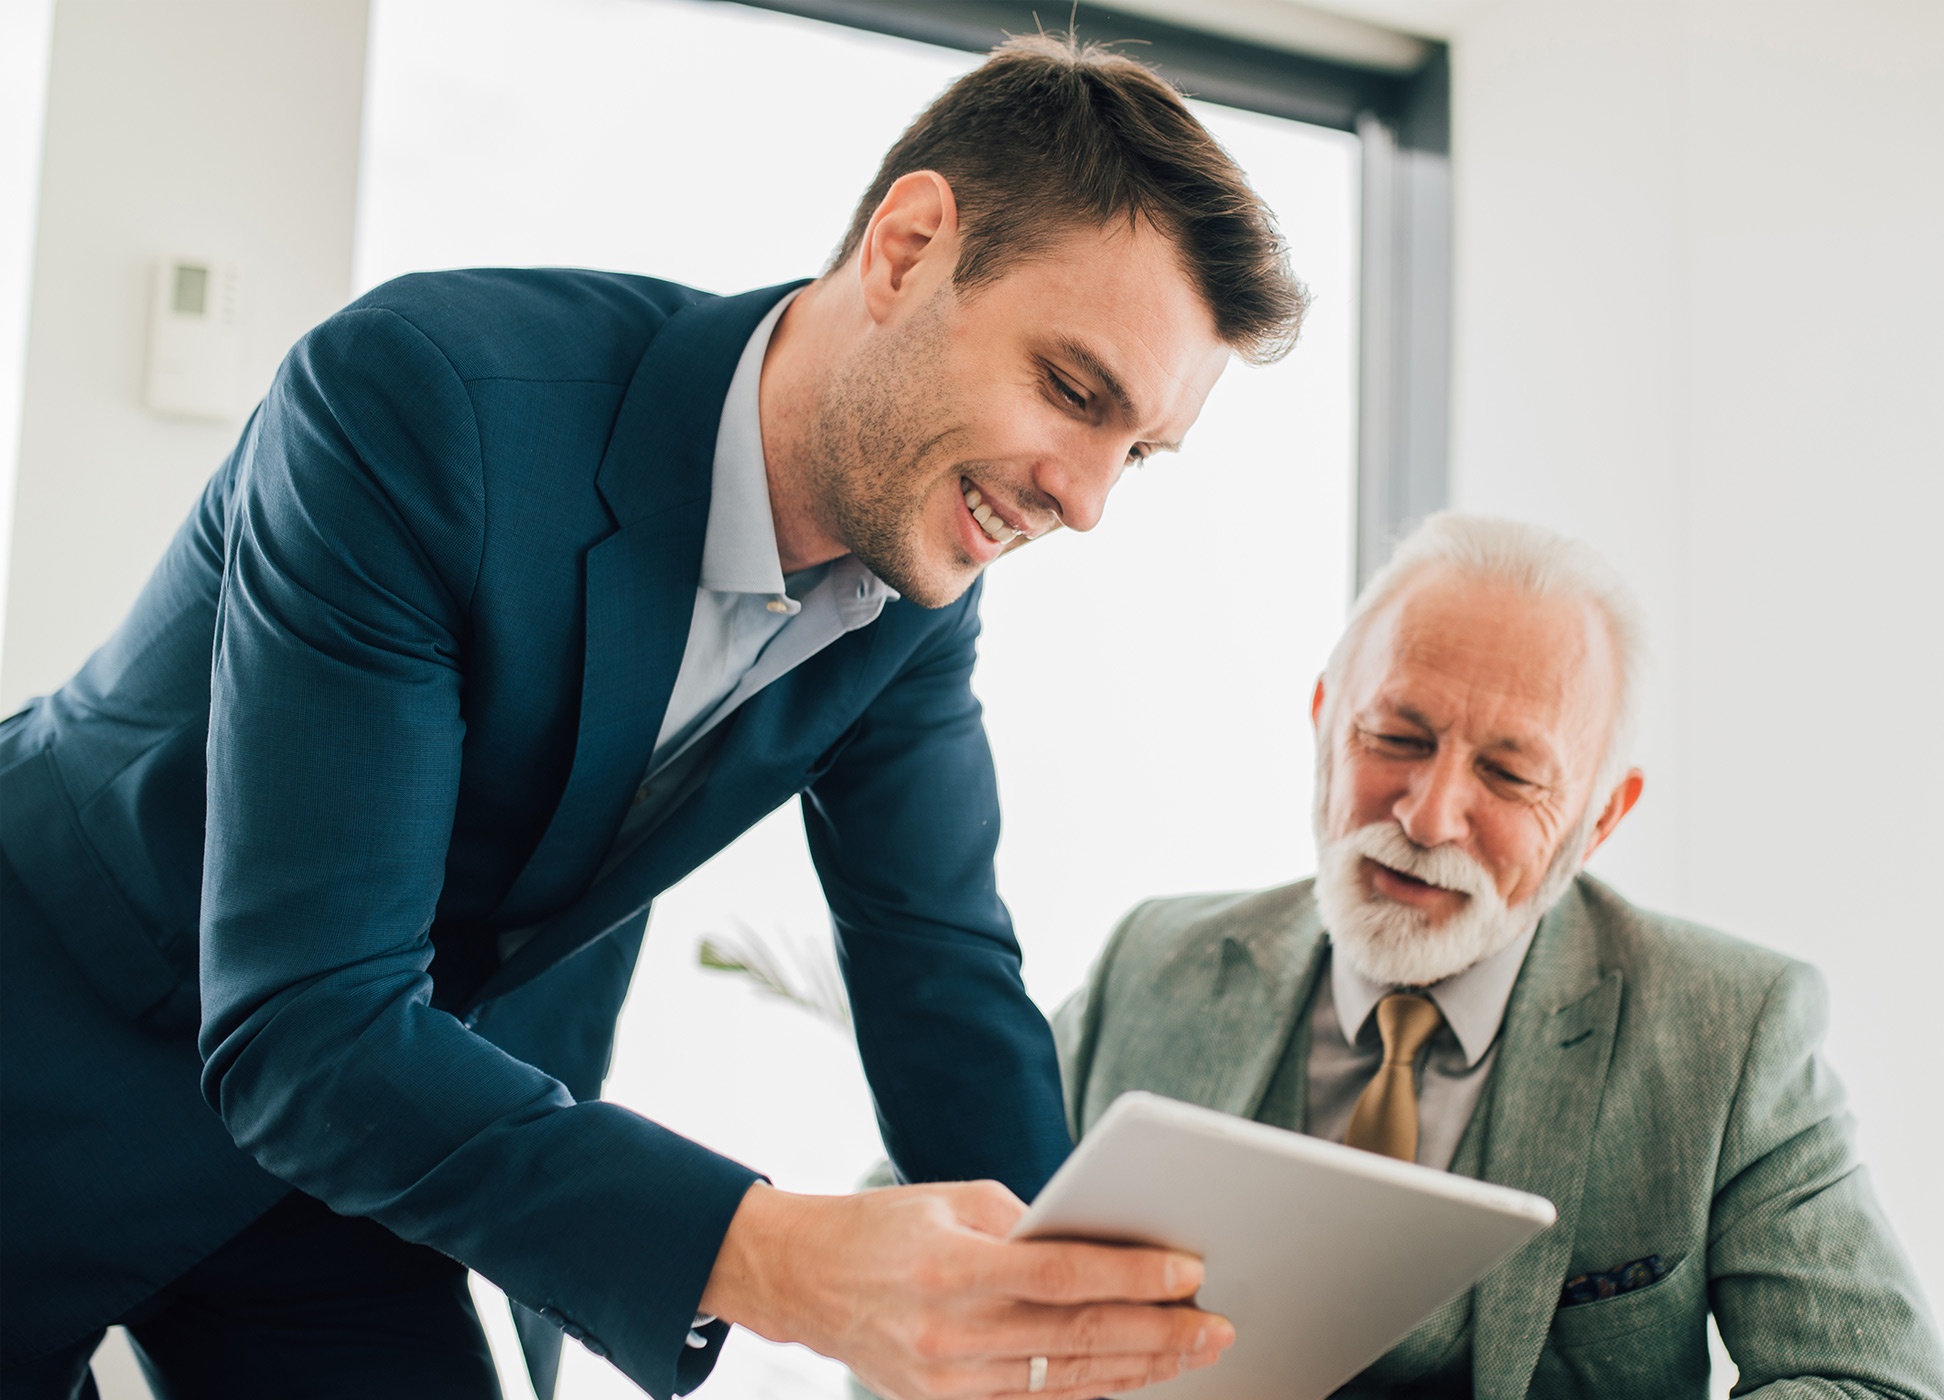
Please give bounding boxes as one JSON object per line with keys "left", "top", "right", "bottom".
{"left": 0, "top": 272, "right": 1071, "bottom": 1394}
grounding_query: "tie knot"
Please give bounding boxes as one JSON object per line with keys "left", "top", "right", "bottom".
{"left": 1374, "top": 993, "right": 1445, "bottom": 1067}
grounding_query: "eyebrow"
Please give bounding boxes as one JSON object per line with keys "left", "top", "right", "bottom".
{"left": 1051, "top": 336, "right": 1183, "bottom": 452}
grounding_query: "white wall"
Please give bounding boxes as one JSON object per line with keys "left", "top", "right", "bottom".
{"left": 0, "top": 0, "right": 55, "bottom": 665}
{"left": 1441, "top": 0, "right": 1944, "bottom": 1310}
{"left": 0, "top": 0, "right": 370, "bottom": 714}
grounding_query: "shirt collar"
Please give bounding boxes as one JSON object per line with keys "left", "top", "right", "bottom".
{"left": 699, "top": 287, "right": 798, "bottom": 599}
{"left": 1329, "top": 922, "right": 1538, "bottom": 1068}
{"left": 700, "top": 287, "right": 898, "bottom": 621}
{"left": 828, "top": 556, "right": 898, "bottom": 629}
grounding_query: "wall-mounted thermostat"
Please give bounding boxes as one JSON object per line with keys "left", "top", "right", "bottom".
{"left": 145, "top": 257, "right": 242, "bottom": 421}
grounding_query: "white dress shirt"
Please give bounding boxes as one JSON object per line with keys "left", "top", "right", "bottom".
{"left": 1304, "top": 927, "right": 1537, "bottom": 1170}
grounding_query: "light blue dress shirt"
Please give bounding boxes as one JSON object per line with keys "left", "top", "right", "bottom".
{"left": 645, "top": 288, "right": 897, "bottom": 779}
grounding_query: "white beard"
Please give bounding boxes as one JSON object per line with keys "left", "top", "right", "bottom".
{"left": 1314, "top": 816, "right": 1589, "bottom": 986}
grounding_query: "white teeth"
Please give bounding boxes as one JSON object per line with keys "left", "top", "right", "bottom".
{"left": 974, "top": 507, "right": 1012, "bottom": 542}
{"left": 963, "top": 485, "right": 1016, "bottom": 543}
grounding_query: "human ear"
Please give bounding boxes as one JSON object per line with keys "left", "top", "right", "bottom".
{"left": 1310, "top": 676, "right": 1327, "bottom": 733}
{"left": 1581, "top": 769, "right": 1645, "bottom": 860}
{"left": 857, "top": 171, "right": 958, "bottom": 324}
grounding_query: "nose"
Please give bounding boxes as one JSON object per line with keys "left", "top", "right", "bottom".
{"left": 1394, "top": 748, "right": 1471, "bottom": 849}
{"left": 1031, "top": 437, "right": 1129, "bottom": 533}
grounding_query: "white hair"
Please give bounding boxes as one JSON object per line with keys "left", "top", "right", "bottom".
{"left": 1323, "top": 512, "right": 1648, "bottom": 797}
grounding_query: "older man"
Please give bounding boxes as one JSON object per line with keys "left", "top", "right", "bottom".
{"left": 1056, "top": 515, "right": 1943, "bottom": 1396}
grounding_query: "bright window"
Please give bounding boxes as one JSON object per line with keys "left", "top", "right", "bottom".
{"left": 357, "top": 3, "right": 1357, "bottom": 1396}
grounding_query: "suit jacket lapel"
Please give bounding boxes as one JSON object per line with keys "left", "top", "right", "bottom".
{"left": 1213, "top": 899, "right": 1328, "bottom": 1116}
{"left": 1472, "top": 881, "right": 1622, "bottom": 1399}
{"left": 474, "top": 625, "right": 879, "bottom": 1007}
{"left": 487, "top": 282, "right": 807, "bottom": 929}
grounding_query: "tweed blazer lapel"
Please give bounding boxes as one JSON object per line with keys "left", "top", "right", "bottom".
{"left": 1081, "top": 887, "right": 1327, "bottom": 1126}
{"left": 1471, "top": 883, "right": 1622, "bottom": 1399}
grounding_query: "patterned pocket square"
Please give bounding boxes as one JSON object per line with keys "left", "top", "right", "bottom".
{"left": 1558, "top": 1254, "right": 1668, "bottom": 1308}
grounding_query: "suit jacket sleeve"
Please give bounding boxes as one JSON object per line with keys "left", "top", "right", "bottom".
{"left": 197, "top": 305, "right": 760, "bottom": 1400}
{"left": 1708, "top": 961, "right": 1944, "bottom": 1396}
{"left": 802, "top": 586, "right": 1072, "bottom": 1200}
{"left": 1047, "top": 895, "right": 1162, "bottom": 1144}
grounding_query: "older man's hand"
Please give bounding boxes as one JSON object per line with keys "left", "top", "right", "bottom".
{"left": 698, "top": 1180, "right": 1232, "bottom": 1400}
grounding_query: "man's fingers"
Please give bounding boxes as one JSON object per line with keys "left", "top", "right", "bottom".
{"left": 717, "top": 1184, "right": 1231, "bottom": 1400}
{"left": 941, "top": 1180, "right": 1029, "bottom": 1238}
{"left": 979, "top": 1345, "right": 1226, "bottom": 1400}
{"left": 987, "top": 1353, "right": 1181, "bottom": 1392}
{"left": 877, "top": 1336, "right": 1229, "bottom": 1400}
{"left": 992, "top": 1300, "right": 1232, "bottom": 1361}
{"left": 923, "top": 1348, "right": 1180, "bottom": 1400}
{"left": 997, "top": 1239, "right": 1206, "bottom": 1305}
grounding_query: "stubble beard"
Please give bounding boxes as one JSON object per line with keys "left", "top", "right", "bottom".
{"left": 805, "top": 291, "right": 976, "bottom": 609}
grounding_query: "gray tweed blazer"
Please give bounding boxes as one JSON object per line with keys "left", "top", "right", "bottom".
{"left": 1052, "top": 874, "right": 1944, "bottom": 1398}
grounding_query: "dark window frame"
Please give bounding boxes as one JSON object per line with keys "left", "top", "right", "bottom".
{"left": 709, "top": 0, "right": 1452, "bottom": 585}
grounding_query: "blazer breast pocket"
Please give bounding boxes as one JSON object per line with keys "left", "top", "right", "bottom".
{"left": 1531, "top": 1251, "right": 1711, "bottom": 1397}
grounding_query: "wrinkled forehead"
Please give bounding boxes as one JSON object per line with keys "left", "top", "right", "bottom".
{"left": 1343, "top": 568, "right": 1621, "bottom": 750}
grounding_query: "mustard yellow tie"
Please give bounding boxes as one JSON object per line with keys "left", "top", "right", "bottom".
{"left": 1344, "top": 993, "right": 1446, "bottom": 1162}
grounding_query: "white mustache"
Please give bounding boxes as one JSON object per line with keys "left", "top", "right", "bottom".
{"left": 1340, "top": 822, "right": 1501, "bottom": 906}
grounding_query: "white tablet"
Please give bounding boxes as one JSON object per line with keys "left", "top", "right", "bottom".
{"left": 1010, "top": 1092, "right": 1555, "bottom": 1400}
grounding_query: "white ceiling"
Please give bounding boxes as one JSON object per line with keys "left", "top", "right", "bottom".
{"left": 1291, "top": 0, "right": 1477, "bottom": 42}
{"left": 1104, "top": 0, "right": 1481, "bottom": 68}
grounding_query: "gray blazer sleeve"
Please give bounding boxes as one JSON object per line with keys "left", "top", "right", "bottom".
{"left": 1049, "top": 988, "right": 1091, "bottom": 1144}
{"left": 1049, "top": 897, "right": 1166, "bottom": 1143}
{"left": 1709, "top": 961, "right": 1944, "bottom": 1396}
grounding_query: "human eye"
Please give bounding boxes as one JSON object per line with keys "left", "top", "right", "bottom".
{"left": 1044, "top": 366, "right": 1088, "bottom": 412}
{"left": 1480, "top": 759, "right": 1537, "bottom": 792}
{"left": 1363, "top": 726, "right": 1430, "bottom": 756}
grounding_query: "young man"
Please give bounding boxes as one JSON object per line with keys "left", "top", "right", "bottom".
{"left": 0, "top": 34, "right": 1306, "bottom": 1400}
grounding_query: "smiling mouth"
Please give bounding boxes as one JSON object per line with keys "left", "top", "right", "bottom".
{"left": 960, "top": 478, "right": 1021, "bottom": 545}
{"left": 1369, "top": 860, "right": 1463, "bottom": 900}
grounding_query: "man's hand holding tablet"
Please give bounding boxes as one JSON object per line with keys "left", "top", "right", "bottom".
{"left": 699, "top": 1179, "right": 1234, "bottom": 1400}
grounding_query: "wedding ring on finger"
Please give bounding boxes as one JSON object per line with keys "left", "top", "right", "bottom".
{"left": 1027, "top": 1356, "right": 1048, "bottom": 1394}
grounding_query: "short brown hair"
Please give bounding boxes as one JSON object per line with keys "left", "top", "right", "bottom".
{"left": 830, "top": 32, "right": 1309, "bottom": 364}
